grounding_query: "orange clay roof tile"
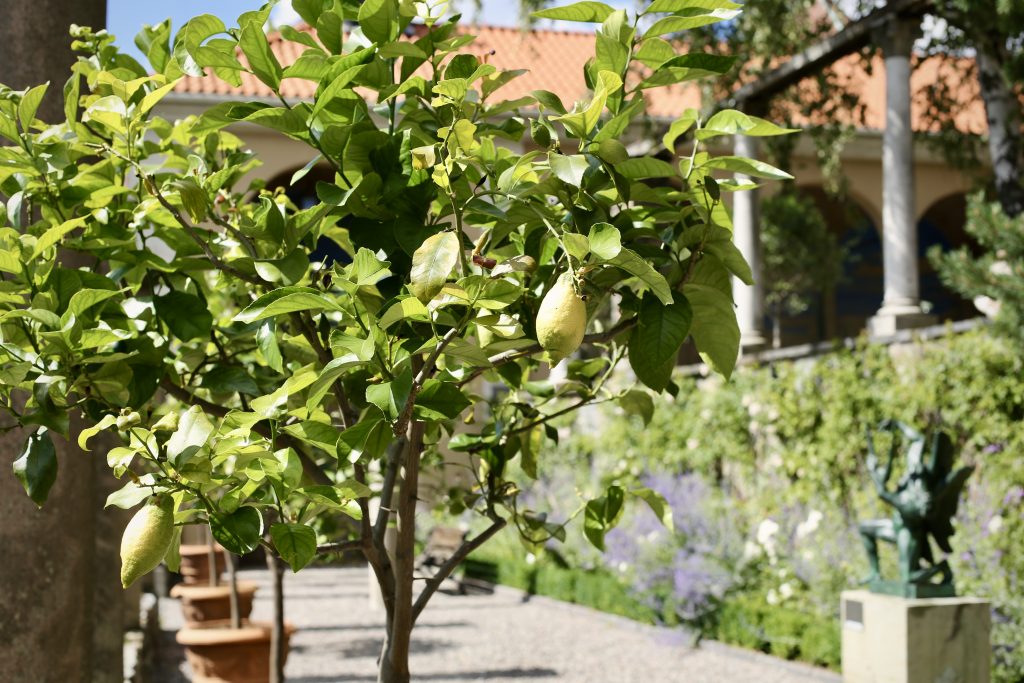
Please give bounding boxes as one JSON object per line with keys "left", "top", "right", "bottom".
{"left": 171, "top": 23, "right": 986, "bottom": 135}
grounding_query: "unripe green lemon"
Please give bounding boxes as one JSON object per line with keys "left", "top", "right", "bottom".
{"left": 120, "top": 496, "right": 175, "bottom": 588}
{"left": 535, "top": 273, "right": 587, "bottom": 365}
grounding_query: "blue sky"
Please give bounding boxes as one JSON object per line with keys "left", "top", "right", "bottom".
{"left": 105, "top": 0, "right": 631, "bottom": 62}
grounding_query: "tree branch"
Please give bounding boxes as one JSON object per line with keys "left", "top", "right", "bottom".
{"left": 316, "top": 539, "right": 364, "bottom": 555}
{"left": 457, "top": 317, "right": 638, "bottom": 387}
{"left": 393, "top": 326, "right": 460, "bottom": 438}
{"left": 411, "top": 517, "right": 507, "bottom": 624}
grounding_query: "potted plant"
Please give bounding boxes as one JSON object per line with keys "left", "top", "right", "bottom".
{"left": 170, "top": 530, "right": 258, "bottom": 626}
{"left": 175, "top": 548, "right": 295, "bottom": 683}
{"left": 1, "top": 2, "right": 791, "bottom": 681}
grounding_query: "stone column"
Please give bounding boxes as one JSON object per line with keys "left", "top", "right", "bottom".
{"left": 868, "top": 18, "right": 934, "bottom": 336}
{"left": 732, "top": 135, "right": 767, "bottom": 350}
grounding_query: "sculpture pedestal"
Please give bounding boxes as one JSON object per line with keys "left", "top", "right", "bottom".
{"left": 841, "top": 590, "right": 990, "bottom": 683}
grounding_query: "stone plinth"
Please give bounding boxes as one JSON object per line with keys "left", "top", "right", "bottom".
{"left": 841, "top": 590, "right": 990, "bottom": 683}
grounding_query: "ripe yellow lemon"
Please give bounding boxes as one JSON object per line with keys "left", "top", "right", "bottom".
{"left": 120, "top": 496, "right": 175, "bottom": 588}
{"left": 536, "top": 273, "right": 587, "bottom": 365}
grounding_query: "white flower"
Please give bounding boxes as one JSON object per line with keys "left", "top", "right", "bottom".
{"left": 779, "top": 582, "right": 794, "bottom": 600}
{"left": 617, "top": 561, "right": 630, "bottom": 573}
{"left": 756, "top": 519, "right": 780, "bottom": 548}
{"left": 743, "top": 540, "right": 762, "bottom": 561}
{"left": 766, "top": 589, "right": 779, "bottom": 605}
{"left": 988, "top": 515, "right": 1004, "bottom": 534}
{"left": 686, "top": 438, "right": 700, "bottom": 450}
{"left": 974, "top": 295, "right": 1002, "bottom": 319}
{"left": 796, "top": 510, "right": 823, "bottom": 539}
{"left": 525, "top": 553, "right": 536, "bottom": 565}
{"left": 802, "top": 549, "right": 815, "bottom": 562}
{"left": 990, "top": 260, "right": 1012, "bottom": 277}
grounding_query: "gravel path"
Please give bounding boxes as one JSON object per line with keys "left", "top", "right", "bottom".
{"left": 155, "top": 566, "right": 840, "bottom": 683}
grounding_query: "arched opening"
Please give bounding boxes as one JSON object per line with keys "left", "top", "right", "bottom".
{"left": 917, "top": 192, "right": 976, "bottom": 322}
{"left": 773, "top": 186, "right": 881, "bottom": 344}
{"left": 265, "top": 164, "right": 350, "bottom": 267}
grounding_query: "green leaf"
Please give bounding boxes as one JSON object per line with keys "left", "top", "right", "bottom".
{"left": 239, "top": 22, "right": 282, "bottom": 91}
{"left": 210, "top": 506, "right": 263, "bottom": 555}
{"left": 13, "top": 429, "right": 57, "bottom": 507}
{"left": 254, "top": 249, "right": 309, "bottom": 285}
{"left": 200, "top": 366, "right": 259, "bottom": 395}
{"left": 638, "top": 53, "right": 737, "bottom": 89}
{"left": 663, "top": 109, "right": 699, "bottom": 151}
{"left": 699, "top": 156, "right": 793, "bottom": 180}
{"left": 697, "top": 109, "right": 799, "bottom": 140}
{"left": 646, "top": 8, "right": 741, "bottom": 36}
{"left": 257, "top": 320, "right": 284, "bottom": 372}
{"left": 683, "top": 281, "right": 739, "bottom": 379}
{"left": 271, "top": 523, "right": 317, "bottom": 572}
{"left": 630, "top": 487, "right": 674, "bottom": 531}
{"left": 164, "top": 526, "right": 182, "bottom": 573}
{"left": 310, "top": 64, "right": 365, "bottom": 120}
{"left": 358, "top": 0, "right": 401, "bottom": 44}
{"left": 338, "top": 414, "right": 394, "bottom": 462}
{"left": 235, "top": 287, "right": 341, "bottom": 323}
{"left": 646, "top": 0, "right": 740, "bottom": 12}
{"left": 614, "top": 157, "right": 677, "bottom": 179}
{"left": 583, "top": 485, "right": 625, "bottom": 551}
{"left": 562, "top": 233, "right": 590, "bottom": 260}
{"left": 608, "top": 248, "right": 674, "bottom": 304}
{"left": 552, "top": 71, "right": 621, "bottom": 139}
{"left": 366, "top": 369, "right": 413, "bottom": 421}
{"left": 618, "top": 390, "right": 655, "bottom": 426}
{"left": 410, "top": 232, "right": 460, "bottom": 303}
{"left": 78, "top": 414, "right": 118, "bottom": 451}
{"left": 31, "top": 216, "right": 87, "bottom": 259}
{"left": 588, "top": 223, "right": 621, "bottom": 261}
{"left": 628, "top": 295, "right": 692, "bottom": 391}
{"left": 379, "top": 297, "right": 431, "bottom": 329}
{"left": 18, "top": 83, "right": 49, "bottom": 131}
{"left": 105, "top": 480, "right": 155, "bottom": 510}
{"left": 282, "top": 420, "right": 341, "bottom": 455}
{"left": 167, "top": 178, "right": 209, "bottom": 223}
{"left": 167, "top": 406, "right": 215, "bottom": 467}
{"left": 549, "top": 153, "right": 589, "bottom": 187}
{"left": 531, "top": 1, "right": 616, "bottom": 22}
{"left": 154, "top": 291, "right": 213, "bottom": 342}
{"left": 413, "top": 380, "right": 471, "bottom": 421}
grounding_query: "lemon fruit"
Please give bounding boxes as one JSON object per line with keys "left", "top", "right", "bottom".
{"left": 120, "top": 496, "right": 175, "bottom": 588}
{"left": 536, "top": 273, "right": 587, "bottom": 364}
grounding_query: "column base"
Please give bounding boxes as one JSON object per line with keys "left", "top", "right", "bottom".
{"left": 841, "top": 590, "right": 990, "bottom": 683}
{"left": 867, "top": 306, "right": 935, "bottom": 338}
{"left": 740, "top": 330, "right": 767, "bottom": 353}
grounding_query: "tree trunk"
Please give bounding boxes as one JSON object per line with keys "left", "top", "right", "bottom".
{"left": 266, "top": 550, "right": 286, "bottom": 683}
{"left": 0, "top": 4, "right": 111, "bottom": 682}
{"left": 0, "top": 0, "right": 106, "bottom": 124}
{"left": 976, "top": 47, "right": 1024, "bottom": 218}
{"left": 377, "top": 423, "right": 425, "bottom": 683}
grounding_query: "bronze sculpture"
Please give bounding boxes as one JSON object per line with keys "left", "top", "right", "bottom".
{"left": 858, "top": 420, "right": 974, "bottom": 598}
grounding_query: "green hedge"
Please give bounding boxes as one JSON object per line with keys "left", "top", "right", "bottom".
{"left": 465, "top": 327, "right": 1024, "bottom": 681}
{"left": 466, "top": 545, "right": 656, "bottom": 624}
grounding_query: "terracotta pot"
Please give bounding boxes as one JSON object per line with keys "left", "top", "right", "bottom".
{"left": 170, "top": 581, "right": 258, "bottom": 626}
{"left": 178, "top": 544, "right": 227, "bottom": 585}
{"left": 176, "top": 619, "right": 296, "bottom": 683}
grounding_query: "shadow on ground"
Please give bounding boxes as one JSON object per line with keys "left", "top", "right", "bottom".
{"left": 290, "top": 667, "right": 560, "bottom": 682}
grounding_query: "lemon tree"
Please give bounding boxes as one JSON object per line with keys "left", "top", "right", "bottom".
{"left": 0, "top": 2, "right": 792, "bottom": 680}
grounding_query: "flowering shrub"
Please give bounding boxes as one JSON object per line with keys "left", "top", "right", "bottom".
{"left": 486, "top": 327, "right": 1023, "bottom": 677}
